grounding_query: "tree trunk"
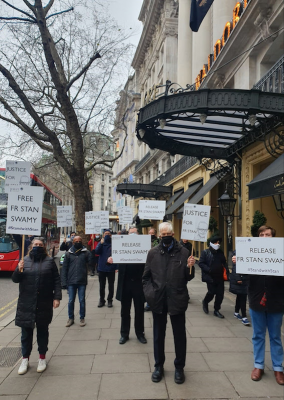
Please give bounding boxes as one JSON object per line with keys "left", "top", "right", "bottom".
{"left": 72, "top": 176, "right": 92, "bottom": 245}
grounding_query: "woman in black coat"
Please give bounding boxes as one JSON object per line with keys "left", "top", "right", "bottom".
{"left": 230, "top": 251, "right": 250, "bottom": 325}
{"left": 12, "top": 237, "right": 62, "bottom": 375}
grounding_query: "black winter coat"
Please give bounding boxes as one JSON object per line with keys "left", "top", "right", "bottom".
{"left": 199, "top": 247, "right": 229, "bottom": 283}
{"left": 229, "top": 251, "right": 248, "bottom": 295}
{"left": 248, "top": 275, "right": 284, "bottom": 313}
{"left": 12, "top": 254, "right": 62, "bottom": 328}
{"left": 116, "top": 263, "right": 145, "bottom": 302}
{"left": 60, "top": 240, "right": 73, "bottom": 251}
{"left": 61, "top": 246, "right": 92, "bottom": 286}
{"left": 142, "top": 240, "right": 194, "bottom": 315}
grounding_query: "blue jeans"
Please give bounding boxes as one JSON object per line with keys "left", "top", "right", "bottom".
{"left": 250, "top": 308, "right": 284, "bottom": 372}
{"left": 68, "top": 284, "right": 86, "bottom": 320}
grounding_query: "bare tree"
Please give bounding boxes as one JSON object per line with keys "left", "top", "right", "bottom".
{"left": 0, "top": 0, "right": 133, "bottom": 238}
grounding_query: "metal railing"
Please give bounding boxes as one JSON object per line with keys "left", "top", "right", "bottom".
{"left": 134, "top": 151, "right": 151, "bottom": 172}
{"left": 253, "top": 55, "right": 284, "bottom": 93}
{"left": 151, "top": 156, "right": 198, "bottom": 186}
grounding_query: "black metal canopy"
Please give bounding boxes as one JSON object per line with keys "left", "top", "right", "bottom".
{"left": 248, "top": 153, "right": 284, "bottom": 200}
{"left": 137, "top": 86, "right": 284, "bottom": 160}
{"left": 116, "top": 183, "right": 172, "bottom": 199}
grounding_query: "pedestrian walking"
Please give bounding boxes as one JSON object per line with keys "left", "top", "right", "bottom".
{"left": 199, "top": 235, "right": 229, "bottom": 318}
{"left": 88, "top": 234, "right": 100, "bottom": 276}
{"left": 12, "top": 237, "right": 61, "bottom": 375}
{"left": 95, "top": 229, "right": 117, "bottom": 308}
{"left": 143, "top": 222, "right": 195, "bottom": 384}
{"left": 115, "top": 227, "right": 146, "bottom": 345}
{"left": 60, "top": 231, "right": 76, "bottom": 251}
{"left": 233, "top": 226, "right": 284, "bottom": 385}
{"left": 229, "top": 251, "right": 250, "bottom": 326}
{"left": 61, "top": 236, "right": 92, "bottom": 327}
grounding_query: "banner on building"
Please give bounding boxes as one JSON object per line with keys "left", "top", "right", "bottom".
{"left": 138, "top": 200, "right": 166, "bottom": 221}
{"left": 181, "top": 203, "right": 211, "bottom": 242}
{"left": 6, "top": 187, "right": 43, "bottom": 235}
{"left": 190, "top": 0, "right": 215, "bottom": 32}
{"left": 112, "top": 234, "right": 151, "bottom": 263}
{"left": 118, "top": 206, "right": 133, "bottom": 224}
{"left": 5, "top": 160, "right": 31, "bottom": 193}
{"left": 57, "top": 206, "right": 73, "bottom": 228}
{"left": 235, "top": 237, "right": 284, "bottom": 276}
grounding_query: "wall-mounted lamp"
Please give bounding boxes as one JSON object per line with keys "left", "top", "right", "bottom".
{"left": 199, "top": 113, "right": 207, "bottom": 125}
{"left": 139, "top": 129, "right": 146, "bottom": 138}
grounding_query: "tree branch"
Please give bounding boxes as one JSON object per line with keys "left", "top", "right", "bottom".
{"left": 46, "top": 7, "right": 74, "bottom": 20}
{"left": 66, "top": 52, "right": 102, "bottom": 92}
{"left": 43, "top": 0, "right": 55, "bottom": 16}
{"left": 22, "top": 0, "right": 35, "bottom": 12}
{"left": 0, "top": 17, "right": 36, "bottom": 23}
{"left": 0, "top": 0, "right": 36, "bottom": 20}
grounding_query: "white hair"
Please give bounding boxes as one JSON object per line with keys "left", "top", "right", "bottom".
{"left": 159, "top": 221, "right": 173, "bottom": 234}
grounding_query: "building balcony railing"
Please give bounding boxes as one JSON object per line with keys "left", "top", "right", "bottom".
{"left": 151, "top": 156, "right": 198, "bottom": 186}
{"left": 253, "top": 55, "right": 284, "bottom": 93}
{"left": 134, "top": 151, "right": 151, "bottom": 172}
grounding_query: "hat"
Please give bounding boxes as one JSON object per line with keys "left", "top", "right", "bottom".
{"left": 104, "top": 228, "right": 111, "bottom": 233}
{"left": 210, "top": 235, "right": 222, "bottom": 244}
{"left": 120, "top": 229, "right": 128, "bottom": 235}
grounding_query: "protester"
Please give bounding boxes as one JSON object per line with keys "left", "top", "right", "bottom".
{"left": 87, "top": 234, "right": 100, "bottom": 276}
{"left": 60, "top": 231, "right": 76, "bottom": 251}
{"left": 61, "top": 236, "right": 92, "bottom": 327}
{"left": 95, "top": 229, "right": 117, "bottom": 308}
{"left": 229, "top": 251, "right": 250, "bottom": 326}
{"left": 233, "top": 226, "right": 284, "bottom": 385}
{"left": 199, "top": 235, "right": 229, "bottom": 318}
{"left": 143, "top": 222, "right": 195, "bottom": 384}
{"left": 12, "top": 237, "right": 61, "bottom": 375}
{"left": 115, "top": 227, "right": 146, "bottom": 345}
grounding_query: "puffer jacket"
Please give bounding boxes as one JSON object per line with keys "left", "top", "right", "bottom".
{"left": 61, "top": 246, "right": 92, "bottom": 286}
{"left": 142, "top": 239, "right": 194, "bottom": 315}
{"left": 199, "top": 247, "right": 229, "bottom": 283}
{"left": 95, "top": 241, "right": 117, "bottom": 272}
{"left": 12, "top": 254, "right": 62, "bottom": 328}
{"left": 229, "top": 251, "right": 249, "bottom": 295}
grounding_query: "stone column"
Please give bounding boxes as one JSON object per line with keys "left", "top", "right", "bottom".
{"left": 177, "top": 0, "right": 192, "bottom": 87}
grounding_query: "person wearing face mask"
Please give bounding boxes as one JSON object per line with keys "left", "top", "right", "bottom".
{"left": 115, "top": 227, "right": 146, "bottom": 345}
{"left": 88, "top": 234, "right": 100, "bottom": 276}
{"left": 95, "top": 229, "right": 117, "bottom": 308}
{"left": 199, "top": 235, "right": 229, "bottom": 318}
{"left": 60, "top": 231, "right": 76, "bottom": 251}
{"left": 143, "top": 222, "right": 195, "bottom": 385}
{"left": 61, "top": 236, "right": 92, "bottom": 327}
{"left": 12, "top": 238, "right": 61, "bottom": 375}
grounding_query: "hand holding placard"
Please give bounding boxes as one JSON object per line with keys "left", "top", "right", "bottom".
{"left": 18, "top": 259, "right": 24, "bottom": 273}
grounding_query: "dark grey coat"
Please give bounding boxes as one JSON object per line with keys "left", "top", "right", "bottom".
{"left": 61, "top": 246, "right": 92, "bottom": 287}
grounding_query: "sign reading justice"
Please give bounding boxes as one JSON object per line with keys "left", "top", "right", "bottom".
{"left": 235, "top": 237, "right": 284, "bottom": 277}
{"left": 5, "top": 160, "right": 31, "bottom": 193}
{"left": 181, "top": 204, "right": 211, "bottom": 242}
{"left": 57, "top": 206, "right": 73, "bottom": 228}
{"left": 112, "top": 235, "right": 151, "bottom": 264}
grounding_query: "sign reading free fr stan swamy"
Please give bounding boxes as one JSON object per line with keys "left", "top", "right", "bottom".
{"left": 138, "top": 200, "right": 166, "bottom": 221}
{"left": 235, "top": 237, "right": 284, "bottom": 277}
{"left": 5, "top": 160, "right": 31, "bottom": 193}
{"left": 6, "top": 187, "right": 44, "bottom": 235}
{"left": 181, "top": 204, "right": 211, "bottom": 242}
{"left": 112, "top": 235, "right": 151, "bottom": 264}
{"left": 57, "top": 206, "right": 73, "bottom": 228}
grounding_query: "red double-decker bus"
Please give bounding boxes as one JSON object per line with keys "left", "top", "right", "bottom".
{"left": 0, "top": 169, "right": 62, "bottom": 271}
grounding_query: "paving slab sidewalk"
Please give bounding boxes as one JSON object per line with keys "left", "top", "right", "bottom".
{"left": 0, "top": 268, "right": 283, "bottom": 400}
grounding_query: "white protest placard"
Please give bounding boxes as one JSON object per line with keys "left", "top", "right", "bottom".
{"left": 181, "top": 204, "right": 211, "bottom": 242}
{"left": 112, "top": 234, "right": 151, "bottom": 263}
{"left": 57, "top": 206, "right": 73, "bottom": 228}
{"left": 235, "top": 237, "right": 284, "bottom": 276}
{"left": 5, "top": 160, "right": 31, "bottom": 193}
{"left": 118, "top": 206, "right": 133, "bottom": 224}
{"left": 100, "top": 211, "right": 109, "bottom": 230}
{"left": 85, "top": 211, "right": 102, "bottom": 234}
{"left": 138, "top": 200, "right": 166, "bottom": 221}
{"left": 6, "top": 187, "right": 43, "bottom": 235}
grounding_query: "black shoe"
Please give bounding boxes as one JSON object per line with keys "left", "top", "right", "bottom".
{"left": 144, "top": 304, "right": 151, "bottom": 312}
{"left": 119, "top": 336, "right": 129, "bottom": 345}
{"left": 174, "top": 368, "right": 185, "bottom": 384}
{"left": 202, "top": 300, "right": 209, "bottom": 314}
{"left": 107, "top": 300, "right": 113, "bottom": 308}
{"left": 90, "top": 273, "right": 94, "bottom": 276}
{"left": 97, "top": 300, "right": 105, "bottom": 308}
{"left": 137, "top": 335, "right": 147, "bottom": 344}
{"left": 214, "top": 310, "right": 224, "bottom": 318}
{"left": 151, "top": 366, "right": 164, "bottom": 383}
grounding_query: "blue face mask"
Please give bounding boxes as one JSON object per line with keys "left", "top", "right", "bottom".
{"left": 104, "top": 235, "right": 111, "bottom": 244}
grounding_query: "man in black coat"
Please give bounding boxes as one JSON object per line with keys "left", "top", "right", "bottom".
{"left": 115, "top": 227, "right": 146, "bottom": 345}
{"left": 143, "top": 222, "right": 195, "bottom": 385}
{"left": 61, "top": 236, "right": 92, "bottom": 327}
{"left": 60, "top": 231, "right": 76, "bottom": 251}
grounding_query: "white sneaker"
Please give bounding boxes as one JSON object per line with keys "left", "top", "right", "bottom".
{"left": 37, "top": 358, "right": 47, "bottom": 373}
{"left": 18, "top": 358, "right": 29, "bottom": 375}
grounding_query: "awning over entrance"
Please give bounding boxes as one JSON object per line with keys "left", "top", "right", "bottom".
{"left": 137, "top": 87, "right": 284, "bottom": 160}
{"left": 166, "top": 189, "right": 183, "bottom": 208}
{"left": 166, "top": 181, "right": 202, "bottom": 216}
{"left": 176, "top": 175, "right": 219, "bottom": 219}
{"left": 116, "top": 183, "right": 172, "bottom": 199}
{"left": 247, "top": 153, "right": 284, "bottom": 200}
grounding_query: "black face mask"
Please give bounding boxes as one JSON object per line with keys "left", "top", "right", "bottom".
{"left": 32, "top": 246, "right": 45, "bottom": 255}
{"left": 151, "top": 235, "right": 156, "bottom": 241}
{"left": 104, "top": 235, "right": 111, "bottom": 244}
{"left": 74, "top": 242, "right": 83, "bottom": 249}
{"left": 161, "top": 236, "right": 173, "bottom": 246}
